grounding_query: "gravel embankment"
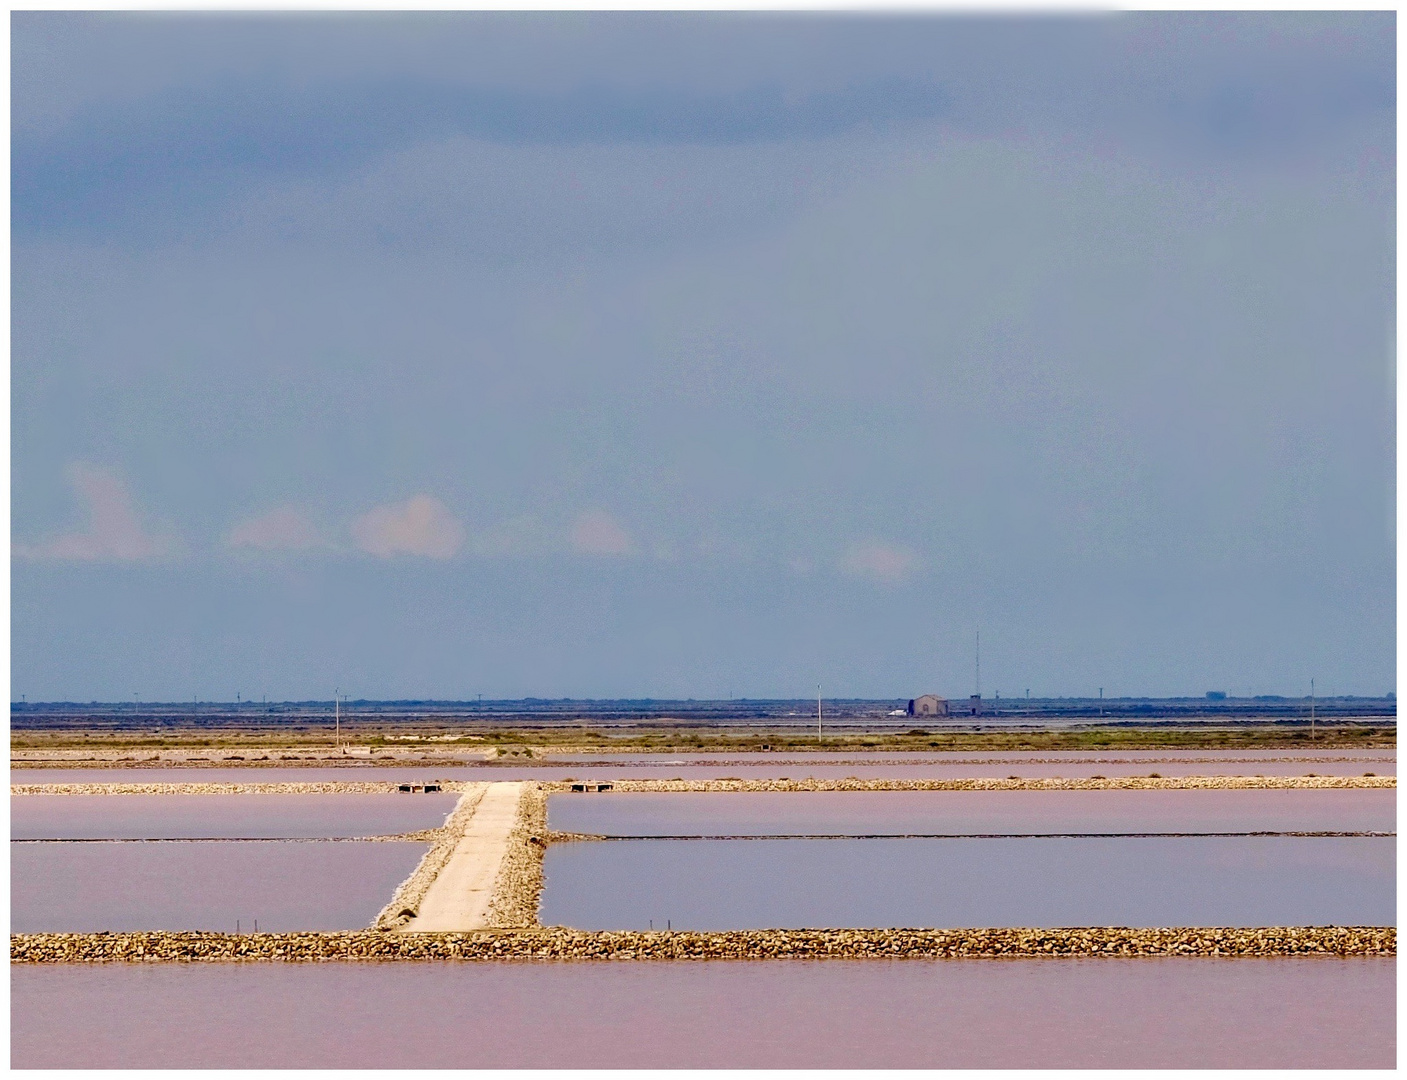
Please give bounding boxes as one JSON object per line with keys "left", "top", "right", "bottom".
{"left": 9, "top": 782, "right": 472, "bottom": 796}
{"left": 372, "top": 786, "right": 487, "bottom": 930}
{"left": 482, "top": 784, "right": 549, "bottom": 928}
{"left": 15, "top": 775, "right": 1392, "bottom": 797}
{"left": 542, "top": 776, "right": 1394, "bottom": 793}
{"left": 11, "top": 926, "right": 1393, "bottom": 963}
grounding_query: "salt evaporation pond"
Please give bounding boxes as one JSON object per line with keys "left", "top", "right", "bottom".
{"left": 13, "top": 748, "right": 1395, "bottom": 785}
{"left": 10, "top": 792, "right": 458, "bottom": 840}
{"left": 11, "top": 841, "right": 425, "bottom": 932}
{"left": 549, "top": 788, "right": 1395, "bottom": 836}
{"left": 541, "top": 835, "right": 1394, "bottom": 930}
{"left": 11, "top": 957, "right": 1393, "bottom": 1068}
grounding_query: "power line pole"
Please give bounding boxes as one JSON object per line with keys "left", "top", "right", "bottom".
{"left": 975, "top": 628, "right": 981, "bottom": 699}
{"left": 1310, "top": 678, "right": 1315, "bottom": 741}
{"left": 817, "top": 684, "right": 822, "bottom": 742}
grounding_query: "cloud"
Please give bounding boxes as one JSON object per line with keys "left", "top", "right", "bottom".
{"left": 226, "top": 505, "right": 325, "bottom": 552}
{"left": 350, "top": 495, "right": 464, "bottom": 559}
{"left": 13, "top": 462, "right": 175, "bottom": 561}
{"left": 841, "top": 541, "right": 919, "bottom": 584}
{"left": 571, "top": 509, "right": 634, "bottom": 556}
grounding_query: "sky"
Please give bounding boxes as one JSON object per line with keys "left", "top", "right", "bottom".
{"left": 10, "top": 12, "right": 1395, "bottom": 702}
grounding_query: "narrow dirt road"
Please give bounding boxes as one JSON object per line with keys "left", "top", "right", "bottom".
{"left": 402, "top": 782, "right": 524, "bottom": 931}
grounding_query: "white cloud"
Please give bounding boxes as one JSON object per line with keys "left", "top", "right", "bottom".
{"left": 841, "top": 541, "right": 919, "bottom": 584}
{"left": 226, "top": 506, "right": 324, "bottom": 552}
{"left": 13, "top": 462, "right": 176, "bottom": 561}
{"left": 350, "top": 495, "right": 464, "bottom": 559}
{"left": 571, "top": 509, "right": 634, "bottom": 556}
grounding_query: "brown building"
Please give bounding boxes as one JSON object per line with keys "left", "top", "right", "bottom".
{"left": 907, "top": 695, "right": 948, "bottom": 717}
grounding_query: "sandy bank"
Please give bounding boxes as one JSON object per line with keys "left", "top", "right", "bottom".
{"left": 11, "top": 926, "right": 1393, "bottom": 963}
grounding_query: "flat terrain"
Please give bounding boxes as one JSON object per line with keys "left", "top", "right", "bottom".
{"left": 401, "top": 783, "right": 524, "bottom": 932}
{"left": 9, "top": 721, "right": 1395, "bottom": 769}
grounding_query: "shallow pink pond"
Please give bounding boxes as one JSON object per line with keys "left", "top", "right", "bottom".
{"left": 11, "top": 792, "right": 458, "bottom": 840}
{"left": 11, "top": 957, "right": 1394, "bottom": 1068}
{"left": 549, "top": 788, "right": 1396, "bottom": 835}
{"left": 11, "top": 841, "right": 425, "bottom": 932}
{"left": 13, "top": 748, "right": 1394, "bottom": 785}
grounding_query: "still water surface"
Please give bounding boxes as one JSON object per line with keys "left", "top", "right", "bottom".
{"left": 14, "top": 749, "right": 1394, "bottom": 785}
{"left": 549, "top": 789, "right": 1395, "bottom": 836}
{"left": 542, "top": 836, "right": 1394, "bottom": 930}
{"left": 11, "top": 793, "right": 457, "bottom": 839}
{"left": 12, "top": 841, "right": 424, "bottom": 932}
{"left": 11, "top": 957, "right": 1393, "bottom": 1068}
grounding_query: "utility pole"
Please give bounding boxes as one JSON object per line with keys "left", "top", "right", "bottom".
{"left": 335, "top": 689, "right": 341, "bottom": 750}
{"left": 975, "top": 629, "right": 981, "bottom": 700}
{"left": 1310, "top": 678, "right": 1315, "bottom": 741}
{"left": 817, "top": 684, "right": 822, "bottom": 742}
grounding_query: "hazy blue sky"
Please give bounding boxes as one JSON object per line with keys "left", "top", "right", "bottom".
{"left": 12, "top": 12, "right": 1394, "bottom": 701}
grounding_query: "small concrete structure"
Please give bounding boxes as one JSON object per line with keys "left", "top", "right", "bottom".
{"left": 907, "top": 695, "right": 948, "bottom": 718}
{"left": 397, "top": 782, "right": 443, "bottom": 793}
{"left": 569, "top": 781, "right": 614, "bottom": 793}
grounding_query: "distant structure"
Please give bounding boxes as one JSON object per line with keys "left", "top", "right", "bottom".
{"left": 907, "top": 695, "right": 948, "bottom": 717}
{"left": 968, "top": 694, "right": 982, "bottom": 716}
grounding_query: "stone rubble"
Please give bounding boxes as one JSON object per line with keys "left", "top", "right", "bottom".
{"left": 482, "top": 784, "right": 549, "bottom": 928}
{"left": 11, "top": 926, "right": 1394, "bottom": 963}
{"left": 13, "top": 775, "right": 1394, "bottom": 797}
{"left": 10, "top": 781, "right": 470, "bottom": 796}
{"left": 542, "top": 775, "right": 1395, "bottom": 793}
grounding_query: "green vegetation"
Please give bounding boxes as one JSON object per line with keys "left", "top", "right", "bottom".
{"left": 9, "top": 721, "right": 1395, "bottom": 757}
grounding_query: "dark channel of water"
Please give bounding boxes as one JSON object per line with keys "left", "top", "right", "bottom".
{"left": 11, "top": 958, "right": 1394, "bottom": 1068}
{"left": 540, "top": 835, "right": 1394, "bottom": 930}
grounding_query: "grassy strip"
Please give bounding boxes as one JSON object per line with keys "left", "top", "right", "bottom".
{"left": 12, "top": 926, "right": 1394, "bottom": 963}
{"left": 11, "top": 724, "right": 1395, "bottom": 755}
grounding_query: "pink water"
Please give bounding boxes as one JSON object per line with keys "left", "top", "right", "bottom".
{"left": 11, "top": 841, "right": 425, "bottom": 932}
{"left": 549, "top": 788, "right": 1395, "bottom": 836}
{"left": 10, "top": 792, "right": 457, "bottom": 839}
{"left": 11, "top": 957, "right": 1394, "bottom": 1068}
{"left": 13, "top": 748, "right": 1394, "bottom": 784}
{"left": 541, "top": 836, "right": 1394, "bottom": 930}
